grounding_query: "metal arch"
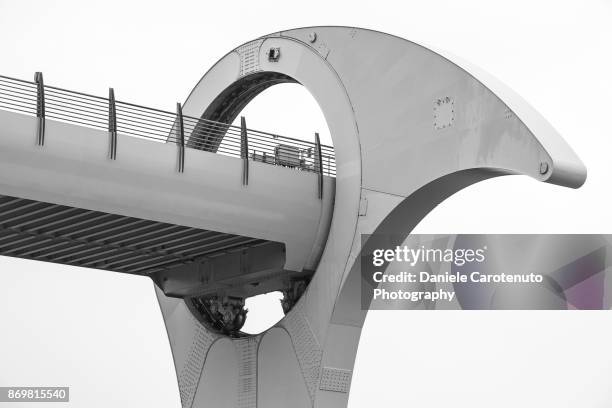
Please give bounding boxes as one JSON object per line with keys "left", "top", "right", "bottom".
{"left": 156, "top": 26, "right": 586, "bottom": 408}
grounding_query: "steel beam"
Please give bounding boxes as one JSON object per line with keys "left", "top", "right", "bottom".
{"left": 176, "top": 102, "right": 185, "bottom": 172}
{"left": 108, "top": 88, "right": 117, "bottom": 159}
{"left": 241, "top": 116, "right": 249, "bottom": 185}
{"left": 34, "top": 71, "right": 45, "bottom": 146}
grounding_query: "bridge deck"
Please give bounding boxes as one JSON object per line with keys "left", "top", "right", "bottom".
{"left": 0, "top": 74, "right": 336, "bottom": 299}
{"left": 0, "top": 193, "right": 267, "bottom": 275}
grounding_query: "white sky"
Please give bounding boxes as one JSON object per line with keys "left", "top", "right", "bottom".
{"left": 0, "top": 1, "right": 611, "bottom": 407}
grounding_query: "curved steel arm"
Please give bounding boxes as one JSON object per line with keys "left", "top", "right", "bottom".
{"left": 158, "top": 27, "right": 586, "bottom": 408}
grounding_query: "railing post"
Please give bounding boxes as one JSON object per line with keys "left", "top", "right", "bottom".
{"left": 34, "top": 72, "right": 45, "bottom": 146}
{"left": 241, "top": 116, "right": 249, "bottom": 185}
{"left": 315, "top": 132, "right": 323, "bottom": 199}
{"left": 108, "top": 88, "right": 117, "bottom": 160}
{"left": 176, "top": 103, "right": 185, "bottom": 173}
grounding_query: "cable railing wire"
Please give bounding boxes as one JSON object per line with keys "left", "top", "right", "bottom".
{"left": 0, "top": 74, "right": 336, "bottom": 176}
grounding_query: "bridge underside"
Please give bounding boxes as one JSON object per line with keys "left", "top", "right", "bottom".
{"left": 0, "top": 194, "right": 299, "bottom": 300}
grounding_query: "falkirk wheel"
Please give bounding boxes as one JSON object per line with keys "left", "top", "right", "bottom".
{"left": 0, "top": 26, "right": 586, "bottom": 408}
{"left": 158, "top": 27, "right": 585, "bottom": 408}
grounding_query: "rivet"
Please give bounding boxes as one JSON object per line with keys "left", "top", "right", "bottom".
{"left": 539, "top": 162, "right": 549, "bottom": 175}
{"left": 308, "top": 32, "right": 317, "bottom": 43}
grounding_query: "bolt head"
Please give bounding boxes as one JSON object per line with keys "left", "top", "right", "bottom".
{"left": 308, "top": 32, "right": 317, "bottom": 43}
{"left": 539, "top": 162, "right": 549, "bottom": 175}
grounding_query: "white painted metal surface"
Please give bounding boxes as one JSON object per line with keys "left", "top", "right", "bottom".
{"left": 0, "top": 25, "right": 587, "bottom": 408}
{"left": 156, "top": 26, "right": 586, "bottom": 408}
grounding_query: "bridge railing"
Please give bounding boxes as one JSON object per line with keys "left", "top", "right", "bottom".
{"left": 0, "top": 74, "right": 336, "bottom": 177}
